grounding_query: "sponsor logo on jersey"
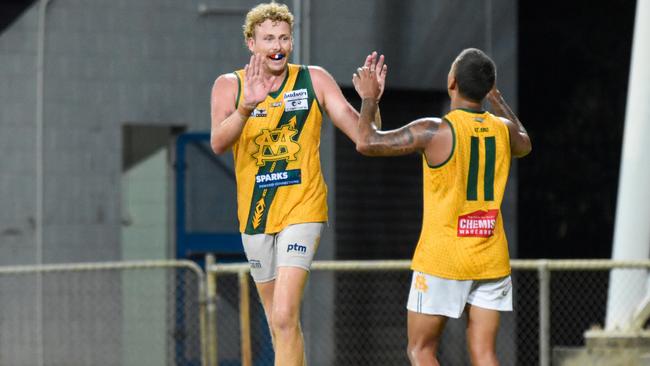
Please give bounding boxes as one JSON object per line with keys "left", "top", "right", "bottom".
{"left": 284, "top": 89, "right": 308, "bottom": 101}
{"left": 457, "top": 209, "right": 499, "bottom": 237}
{"left": 251, "top": 108, "right": 267, "bottom": 117}
{"left": 249, "top": 259, "right": 262, "bottom": 269}
{"left": 252, "top": 124, "right": 301, "bottom": 166}
{"left": 270, "top": 101, "right": 283, "bottom": 107}
{"left": 255, "top": 169, "right": 301, "bottom": 188}
{"left": 284, "top": 89, "right": 309, "bottom": 111}
{"left": 287, "top": 243, "right": 307, "bottom": 254}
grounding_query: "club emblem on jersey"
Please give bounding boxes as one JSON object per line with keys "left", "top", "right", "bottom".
{"left": 252, "top": 118, "right": 301, "bottom": 166}
{"left": 415, "top": 273, "right": 428, "bottom": 292}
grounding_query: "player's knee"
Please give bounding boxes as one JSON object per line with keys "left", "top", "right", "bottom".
{"left": 468, "top": 344, "right": 498, "bottom": 365}
{"left": 271, "top": 306, "right": 299, "bottom": 333}
{"left": 407, "top": 340, "right": 436, "bottom": 363}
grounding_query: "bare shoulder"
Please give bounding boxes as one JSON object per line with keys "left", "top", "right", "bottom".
{"left": 496, "top": 116, "right": 520, "bottom": 135}
{"left": 401, "top": 117, "right": 447, "bottom": 144}
{"left": 212, "top": 73, "right": 239, "bottom": 93}
{"left": 496, "top": 116, "right": 511, "bottom": 124}
{"left": 307, "top": 65, "right": 339, "bottom": 90}
{"left": 211, "top": 73, "right": 239, "bottom": 110}
{"left": 307, "top": 65, "right": 340, "bottom": 104}
{"left": 415, "top": 117, "right": 451, "bottom": 145}
{"left": 414, "top": 117, "right": 443, "bottom": 125}
{"left": 211, "top": 73, "right": 240, "bottom": 119}
{"left": 410, "top": 117, "right": 444, "bottom": 132}
{"left": 307, "top": 65, "right": 333, "bottom": 81}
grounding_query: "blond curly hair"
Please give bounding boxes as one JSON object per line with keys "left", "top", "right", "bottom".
{"left": 243, "top": 2, "right": 294, "bottom": 40}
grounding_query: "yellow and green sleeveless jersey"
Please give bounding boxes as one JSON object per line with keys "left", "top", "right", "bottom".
{"left": 411, "top": 109, "right": 512, "bottom": 280}
{"left": 232, "top": 64, "right": 327, "bottom": 234}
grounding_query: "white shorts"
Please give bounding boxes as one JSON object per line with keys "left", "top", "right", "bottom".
{"left": 241, "top": 222, "right": 324, "bottom": 283}
{"left": 406, "top": 271, "right": 513, "bottom": 318}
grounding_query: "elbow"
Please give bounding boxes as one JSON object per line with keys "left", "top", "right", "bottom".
{"left": 210, "top": 138, "right": 229, "bottom": 155}
{"left": 355, "top": 141, "right": 368, "bottom": 155}
{"left": 513, "top": 140, "right": 532, "bottom": 158}
{"left": 355, "top": 140, "right": 375, "bottom": 156}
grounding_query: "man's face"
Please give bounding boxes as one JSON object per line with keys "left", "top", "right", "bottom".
{"left": 247, "top": 19, "right": 293, "bottom": 74}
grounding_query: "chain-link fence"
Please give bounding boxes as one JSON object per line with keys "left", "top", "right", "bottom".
{"left": 0, "top": 260, "right": 205, "bottom": 366}
{"left": 207, "top": 259, "right": 650, "bottom": 366}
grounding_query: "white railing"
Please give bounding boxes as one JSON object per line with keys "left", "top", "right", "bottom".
{"left": 206, "top": 258, "right": 650, "bottom": 366}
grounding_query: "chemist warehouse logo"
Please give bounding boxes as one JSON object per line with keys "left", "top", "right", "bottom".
{"left": 457, "top": 209, "right": 499, "bottom": 237}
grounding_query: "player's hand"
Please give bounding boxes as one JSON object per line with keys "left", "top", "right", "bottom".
{"left": 487, "top": 85, "right": 503, "bottom": 104}
{"left": 242, "top": 54, "right": 276, "bottom": 110}
{"left": 352, "top": 66, "right": 381, "bottom": 101}
{"left": 363, "top": 51, "right": 387, "bottom": 100}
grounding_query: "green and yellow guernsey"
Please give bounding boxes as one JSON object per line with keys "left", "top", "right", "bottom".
{"left": 232, "top": 64, "right": 327, "bottom": 234}
{"left": 411, "top": 109, "right": 512, "bottom": 280}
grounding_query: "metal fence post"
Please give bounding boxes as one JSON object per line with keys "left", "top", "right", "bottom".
{"left": 198, "top": 268, "right": 208, "bottom": 366}
{"left": 206, "top": 254, "right": 218, "bottom": 366}
{"left": 239, "top": 270, "right": 252, "bottom": 366}
{"left": 538, "top": 260, "right": 550, "bottom": 366}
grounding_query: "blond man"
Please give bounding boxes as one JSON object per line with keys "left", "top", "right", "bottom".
{"left": 210, "top": 3, "right": 386, "bottom": 365}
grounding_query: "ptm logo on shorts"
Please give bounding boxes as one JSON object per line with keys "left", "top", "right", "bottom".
{"left": 287, "top": 243, "right": 307, "bottom": 254}
{"left": 457, "top": 209, "right": 499, "bottom": 237}
{"left": 249, "top": 260, "right": 262, "bottom": 269}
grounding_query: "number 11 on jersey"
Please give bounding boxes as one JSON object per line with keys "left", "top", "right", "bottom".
{"left": 467, "top": 136, "right": 496, "bottom": 201}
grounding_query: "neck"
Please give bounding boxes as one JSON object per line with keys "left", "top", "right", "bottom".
{"left": 450, "top": 97, "right": 483, "bottom": 111}
{"left": 265, "top": 65, "right": 288, "bottom": 91}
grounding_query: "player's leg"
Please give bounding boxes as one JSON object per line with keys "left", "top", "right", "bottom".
{"left": 255, "top": 280, "right": 276, "bottom": 348}
{"left": 466, "top": 305, "right": 500, "bottom": 366}
{"left": 407, "top": 311, "right": 447, "bottom": 366}
{"left": 406, "top": 272, "right": 472, "bottom": 365}
{"left": 465, "top": 276, "right": 512, "bottom": 366}
{"left": 272, "top": 267, "right": 309, "bottom": 366}
{"left": 272, "top": 222, "right": 324, "bottom": 366}
{"left": 241, "top": 232, "right": 278, "bottom": 346}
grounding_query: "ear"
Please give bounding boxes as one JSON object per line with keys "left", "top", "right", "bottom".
{"left": 246, "top": 37, "right": 255, "bottom": 53}
{"left": 448, "top": 75, "right": 457, "bottom": 91}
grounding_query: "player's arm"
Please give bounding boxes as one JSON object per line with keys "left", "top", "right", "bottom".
{"left": 355, "top": 99, "right": 441, "bottom": 156}
{"left": 210, "top": 74, "right": 245, "bottom": 154}
{"left": 309, "top": 66, "right": 360, "bottom": 142}
{"left": 211, "top": 54, "right": 277, "bottom": 154}
{"left": 310, "top": 52, "right": 387, "bottom": 143}
{"left": 352, "top": 66, "right": 441, "bottom": 156}
{"left": 487, "top": 88, "right": 532, "bottom": 158}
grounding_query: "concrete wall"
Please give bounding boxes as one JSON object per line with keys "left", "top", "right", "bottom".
{"left": 0, "top": 0, "right": 516, "bottom": 364}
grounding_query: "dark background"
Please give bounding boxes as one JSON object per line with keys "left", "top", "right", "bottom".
{"left": 335, "top": 1, "right": 637, "bottom": 261}
{"left": 518, "top": 1, "right": 636, "bottom": 259}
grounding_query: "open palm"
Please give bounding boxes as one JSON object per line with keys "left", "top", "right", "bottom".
{"left": 363, "top": 51, "right": 388, "bottom": 100}
{"left": 242, "top": 54, "right": 277, "bottom": 109}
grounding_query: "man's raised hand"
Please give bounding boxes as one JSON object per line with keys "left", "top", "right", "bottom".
{"left": 241, "top": 54, "right": 276, "bottom": 112}
{"left": 363, "top": 51, "right": 388, "bottom": 100}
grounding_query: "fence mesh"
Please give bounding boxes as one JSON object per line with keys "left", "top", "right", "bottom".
{"left": 0, "top": 262, "right": 203, "bottom": 366}
{"left": 210, "top": 262, "right": 650, "bottom": 366}
{"left": 1, "top": 260, "right": 646, "bottom": 365}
